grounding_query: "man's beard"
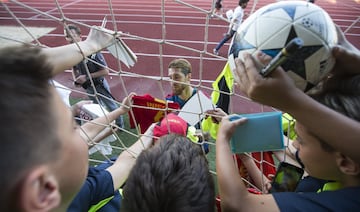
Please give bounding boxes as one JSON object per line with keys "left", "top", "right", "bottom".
{"left": 172, "top": 84, "right": 186, "bottom": 96}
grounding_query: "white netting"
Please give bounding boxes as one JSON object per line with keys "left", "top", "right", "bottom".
{"left": 1, "top": 0, "right": 297, "bottom": 197}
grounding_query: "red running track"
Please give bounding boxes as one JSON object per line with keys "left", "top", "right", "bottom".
{"left": 0, "top": 0, "right": 359, "bottom": 113}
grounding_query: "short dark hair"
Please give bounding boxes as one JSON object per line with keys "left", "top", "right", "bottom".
{"left": 0, "top": 46, "right": 60, "bottom": 210}
{"left": 309, "top": 75, "right": 360, "bottom": 151}
{"left": 168, "top": 58, "right": 192, "bottom": 75}
{"left": 122, "top": 134, "right": 215, "bottom": 212}
{"left": 239, "top": 0, "right": 249, "bottom": 5}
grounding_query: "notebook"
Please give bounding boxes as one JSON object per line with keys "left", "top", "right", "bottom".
{"left": 229, "top": 111, "right": 285, "bottom": 153}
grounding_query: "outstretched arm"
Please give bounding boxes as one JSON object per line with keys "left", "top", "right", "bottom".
{"left": 233, "top": 52, "right": 360, "bottom": 164}
{"left": 216, "top": 115, "right": 278, "bottom": 211}
{"left": 42, "top": 26, "right": 115, "bottom": 75}
{"left": 106, "top": 123, "right": 155, "bottom": 190}
{"left": 80, "top": 93, "right": 135, "bottom": 145}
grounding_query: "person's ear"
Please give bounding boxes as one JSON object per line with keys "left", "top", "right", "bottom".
{"left": 336, "top": 153, "right": 360, "bottom": 176}
{"left": 20, "top": 166, "right": 61, "bottom": 212}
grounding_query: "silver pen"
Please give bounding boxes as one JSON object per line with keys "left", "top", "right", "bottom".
{"left": 260, "top": 37, "right": 304, "bottom": 77}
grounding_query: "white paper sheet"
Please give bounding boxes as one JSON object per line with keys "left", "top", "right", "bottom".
{"left": 178, "top": 90, "right": 215, "bottom": 126}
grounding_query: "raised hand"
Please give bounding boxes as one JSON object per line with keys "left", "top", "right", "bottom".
{"left": 331, "top": 25, "right": 360, "bottom": 76}
{"left": 233, "top": 52, "right": 299, "bottom": 109}
{"left": 205, "top": 107, "right": 228, "bottom": 124}
{"left": 119, "top": 92, "right": 136, "bottom": 113}
{"left": 218, "top": 115, "right": 247, "bottom": 141}
{"left": 84, "top": 26, "right": 116, "bottom": 53}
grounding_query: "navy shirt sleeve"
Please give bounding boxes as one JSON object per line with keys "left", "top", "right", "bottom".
{"left": 165, "top": 88, "right": 198, "bottom": 109}
{"left": 67, "top": 167, "right": 115, "bottom": 212}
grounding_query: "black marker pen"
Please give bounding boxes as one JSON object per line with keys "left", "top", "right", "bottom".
{"left": 260, "top": 37, "right": 304, "bottom": 77}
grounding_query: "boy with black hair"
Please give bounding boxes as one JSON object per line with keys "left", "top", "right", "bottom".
{"left": 122, "top": 134, "right": 215, "bottom": 212}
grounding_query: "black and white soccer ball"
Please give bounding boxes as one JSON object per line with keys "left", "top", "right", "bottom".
{"left": 229, "top": 1, "right": 338, "bottom": 92}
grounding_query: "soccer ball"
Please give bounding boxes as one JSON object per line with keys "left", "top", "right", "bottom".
{"left": 229, "top": 1, "right": 338, "bottom": 92}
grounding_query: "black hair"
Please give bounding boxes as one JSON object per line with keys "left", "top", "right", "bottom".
{"left": 239, "top": 0, "right": 249, "bottom": 5}
{"left": 122, "top": 134, "right": 215, "bottom": 212}
{"left": 309, "top": 75, "right": 360, "bottom": 151}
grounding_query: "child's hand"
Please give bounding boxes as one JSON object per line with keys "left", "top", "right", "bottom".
{"left": 218, "top": 114, "right": 247, "bottom": 141}
{"left": 205, "top": 108, "right": 227, "bottom": 124}
{"left": 331, "top": 26, "right": 360, "bottom": 76}
{"left": 120, "top": 92, "right": 136, "bottom": 112}
{"left": 85, "top": 26, "right": 115, "bottom": 52}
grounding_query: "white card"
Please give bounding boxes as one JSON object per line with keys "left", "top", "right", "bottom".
{"left": 178, "top": 90, "right": 215, "bottom": 126}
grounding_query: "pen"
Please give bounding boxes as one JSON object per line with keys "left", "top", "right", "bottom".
{"left": 260, "top": 37, "right": 304, "bottom": 77}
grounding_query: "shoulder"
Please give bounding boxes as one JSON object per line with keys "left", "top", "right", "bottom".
{"left": 68, "top": 167, "right": 115, "bottom": 211}
{"left": 83, "top": 166, "right": 114, "bottom": 192}
{"left": 95, "top": 52, "right": 104, "bottom": 58}
{"left": 233, "top": 6, "right": 244, "bottom": 15}
{"left": 93, "top": 52, "right": 107, "bottom": 65}
{"left": 234, "top": 6, "right": 242, "bottom": 12}
{"left": 166, "top": 93, "right": 176, "bottom": 101}
{"left": 273, "top": 187, "right": 360, "bottom": 211}
{"left": 295, "top": 176, "right": 328, "bottom": 192}
{"left": 166, "top": 94, "right": 185, "bottom": 108}
{"left": 192, "top": 88, "right": 197, "bottom": 95}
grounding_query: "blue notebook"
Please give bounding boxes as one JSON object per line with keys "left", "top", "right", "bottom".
{"left": 229, "top": 111, "right": 285, "bottom": 153}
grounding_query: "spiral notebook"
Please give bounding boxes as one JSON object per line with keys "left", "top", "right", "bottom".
{"left": 229, "top": 111, "right": 285, "bottom": 153}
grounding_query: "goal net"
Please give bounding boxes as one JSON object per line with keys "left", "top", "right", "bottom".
{"left": 1, "top": 0, "right": 295, "bottom": 200}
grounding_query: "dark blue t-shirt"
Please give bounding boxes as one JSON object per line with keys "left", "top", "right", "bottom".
{"left": 273, "top": 186, "right": 360, "bottom": 211}
{"left": 73, "top": 53, "right": 107, "bottom": 89}
{"left": 295, "top": 176, "right": 329, "bottom": 192}
{"left": 73, "top": 52, "right": 107, "bottom": 76}
{"left": 68, "top": 160, "right": 121, "bottom": 212}
{"left": 166, "top": 88, "right": 197, "bottom": 109}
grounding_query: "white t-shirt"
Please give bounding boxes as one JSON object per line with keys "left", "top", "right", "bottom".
{"left": 231, "top": 6, "right": 244, "bottom": 31}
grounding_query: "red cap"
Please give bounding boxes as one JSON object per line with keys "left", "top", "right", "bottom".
{"left": 153, "top": 113, "right": 188, "bottom": 138}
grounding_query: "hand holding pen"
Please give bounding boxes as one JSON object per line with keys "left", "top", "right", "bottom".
{"left": 260, "top": 37, "right": 304, "bottom": 77}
